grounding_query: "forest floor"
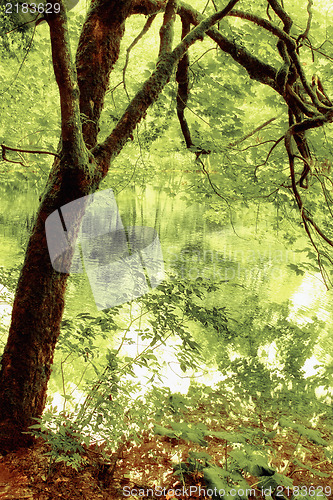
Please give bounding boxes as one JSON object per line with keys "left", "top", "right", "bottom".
{"left": 0, "top": 403, "right": 332, "bottom": 500}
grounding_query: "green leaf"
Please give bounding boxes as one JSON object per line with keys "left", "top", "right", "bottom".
{"left": 292, "top": 458, "right": 330, "bottom": 478}
{"left": 279, "top": 418, "right": 328, "bottom": 446}
{"left": 210, "top": 431, "right": 246, "bottom": 443}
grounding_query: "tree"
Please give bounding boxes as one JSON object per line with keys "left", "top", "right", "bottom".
{"left": 0, "top": 0, "right": 332, "bottom": 451}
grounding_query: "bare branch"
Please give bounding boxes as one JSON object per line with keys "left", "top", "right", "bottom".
{"left": 123, "top": 14, "right": 157, "bottom": 100}
{"left": 1, "top": 144, "right": 59, "bottom": 160}
{"left": 253, "top": 135, "right": 284, "bottom": 175}
{"left": 229, "top": 117, "right": 277, "bottom": 146}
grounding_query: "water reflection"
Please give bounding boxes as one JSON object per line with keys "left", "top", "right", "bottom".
{"left": 0, "top": 183, "right": 332, "bottom": 406}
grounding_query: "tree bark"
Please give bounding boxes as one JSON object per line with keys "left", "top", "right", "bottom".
{"left": 0, "top": 168, "right": 89, "bottom": 450}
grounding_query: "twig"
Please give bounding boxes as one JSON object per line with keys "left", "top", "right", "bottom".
{"left": 253, "top": 135, "right": 284, "bottom": 175}
{"left": 229, "top": 117, "right": 277, "bottom": 146}
{"left": 123, "top": 14, "right": 157, "bottom": 100}
{"left": 198, "top": 155, "right": 245, "bottom": 239}
{"left": 237, "top": 139, "right": 278, "bottom": 152}
{"left": 1, "top": 144, "right": 59, "bottom": 159}
{"left": 0, "top": 22, "right": 37, "bottom": 97}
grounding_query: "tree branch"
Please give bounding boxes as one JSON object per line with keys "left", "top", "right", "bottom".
{"left": 123, "top": 14, "right": 157, "bottom": 100}
{"left": 284, "top": 112, "right": 333, "bottom": 272}
{"left": 178, "top": 3, "right": 277, "bottom": 88}
{"left": 1, "top": 144, "right": 59, "bottom": 160}
{"left": 131, "top": 2, "right": 278, "bottom": 88}
{"left": 76, "top": 0, "right": 133, "bottom": 148}
{"left": 267, "top": 0, "right": 292, "bottom": 33}
{"left": 176, "top": 15, "right": 193, "bottom": 148}
{"left": 46, "top": 0, "right": 82, "bottom": 151}
{"left": 297, "top": 0, "right": 313, "bottom": 44}
{"left": 159, "top": 0, "right": 178, "bottom": 57}
{"left": 131, "top": 0, "right": 165, "bottom": 16}
{"left": 228, "top": 10, "right": 296, "bottom": 51}
{"left": 229, "top": 117, "right": 277, "bottom": 146}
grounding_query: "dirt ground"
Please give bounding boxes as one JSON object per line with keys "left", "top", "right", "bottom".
{"left": 0, "top": 408, "right": 332, "bottom": 500}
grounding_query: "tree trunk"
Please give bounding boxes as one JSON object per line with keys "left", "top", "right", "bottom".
{"left": 0, "top": 156, "right": 95, "bottom": 450}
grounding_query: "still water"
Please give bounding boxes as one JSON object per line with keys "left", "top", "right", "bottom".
{"left": 0, "top": 182, "right": 332, "bottom": 401}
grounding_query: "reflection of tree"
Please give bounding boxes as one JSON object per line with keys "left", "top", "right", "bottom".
{"left": 0, "top": 0, "right": 333, "bottom": 451}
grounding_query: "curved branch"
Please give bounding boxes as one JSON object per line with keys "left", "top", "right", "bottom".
{"left": 1, "top": 144, "right": 59, "bottom": 160}
{"left": 123, "top": 14, "right": 157, "bottom": 100}
{"left": 267, "top": 0, "right": 292, "bottom": 33}
{"left": 226, "top": 8, "right": 332, "bottom": 109}
{"left": 284, "top": 113, "right": 333, "bottom": 276}
{"left": 253, "top": 135, "right": 284, "bottom": 176}
{"left": 178, "top": 4, "right": 277, "bottom": 88}
{"left": 297, "top": 0, "right": 313, "bottom": 44}
{"left": 228, "top": 10, "right": 296, "bottom": 51}
{"left": 176, "top": 15, "right": 193, "bottom": 148}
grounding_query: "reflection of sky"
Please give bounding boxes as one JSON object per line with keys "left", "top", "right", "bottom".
{"left": 288, "top": 272, "right": 330, "bottom": 326}
{"left": 2, "top": 267, "right": 333, "bottom": 413}
{"left": 0, "top": 285, "right": 13, "bottom": 328}
{"left": 114, "top": 326, "right": 227, "bottom": 395}
{"left": 288, "top": 272, "right": 331, "bottom": 381}
{"left": 258, "top": 341, "right": 283, "bottom": 371}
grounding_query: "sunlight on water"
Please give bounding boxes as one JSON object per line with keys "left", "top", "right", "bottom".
{"left": 50, "top": 384, "right": 86, "bottom": 414}
{"left": 288, "top": 273, "right": 330, "bottom": 326}
{"left": 118, "top": 327, "right": 227, "bottom": 395}
{"left": 1, "top": 261, "right": 332, "bottom": 416}
{"left": 303, "top": 356, "right": 322, "bottom": 378}
{"left": 287, "top": 273, "right": 330, "bottom": 379}
{"left": 0, "top": 285, "right": 13, "bottom": 328}
{"left": 258, "top": 341, "right": 284, "bottom": 371}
